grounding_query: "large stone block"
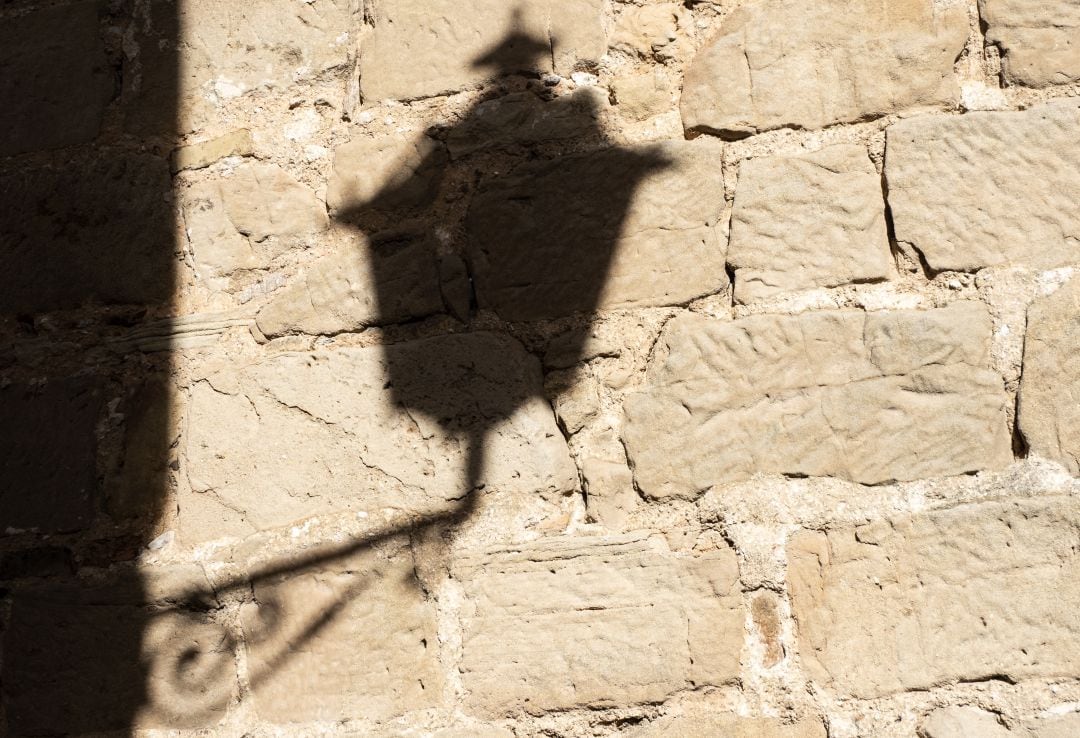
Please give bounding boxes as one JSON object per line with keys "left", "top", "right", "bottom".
{"left": 788, "top": 497, "right": 1080, "bottom": 698}
{"left": 886, "top": 100, "right": 1080, "bottom": 271}
{"left": 181, "top": 333, "right": 576, "bottom": 541}
{"left": 623, "top": 302, "right": 1011, "bottom": 498}
{"left": 982, "top": 0, "right": 1080, "bottom": 87}
{"left": 1018, "top": 278, "right": 1080, "bottom": 474}
{"left": 466, "top": 139, "right": 727, "bottom": 321}
{"left": 359, "top": 0, "right": 607, "bottom": 102}
{"left": 0, "top": 154, "right": 173, "bottom": 314}
{"left": 628, "top": 713, "right": 827, "bottom": 738}
{"left": 0, "top": 1, "right": 113, "bottom": 156}
{"left": 241, "top": 537, "right": 440, "bottom": 723}
{"left": 681, "top": 0, "right": 965, "bottom": 135}
{"left": 728, "top": 144, "right": 891, "bottom": 303}
{"left": 454, "top": 533, "right": 742, "bottom": 714}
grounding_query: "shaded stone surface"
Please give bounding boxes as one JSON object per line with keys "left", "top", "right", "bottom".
{"left": 327, "top": 135, "right": 448, "bottom": 216}
{"left": 467, "top": 139, "right": 726, "bottom": 321}
{"left": 982, "top": 0, "right": 1080, "bottom": 87}
{"left": 623, "top": 303, "right": 1011, "bottom": 498}
{"left": 886, "top": 100, "right": 1080, "bottom": 271}
{"left": 359, "top": 0, "right": 607, "bottom": 102}
{"left": 0, "top": 154, "right": 173, "bottom": 313}
{"left": 680, "top": 0, "right": 965, "bottom": 135}
{"left": 1018, "top": 278, "right": 1080, "bottom": 474}
{"left": 0, "top": 1, "right": 113, "bottom": 157}
{"left": 728, "top": 144, "right": 891, "bottom": 303}
{"left": 180, "top": 333, "right": 576, "bottom": 541}
{"left": 241, "top": 538, "right": 441, "bottom": 723}
{"left": 455, "top": 533, "right": 742, "bottom": 714}
{"left": 788, "top": 497, "right": 1080, "bottom": 698}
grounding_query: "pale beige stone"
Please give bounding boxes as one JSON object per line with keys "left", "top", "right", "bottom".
{"left": 729, "top": 144, "right": 892, "bottom": 303}
{"left": 922, "top": 707, "right": 1013, "bottom": 738}
{"left": 467, "top": 139, "right": 726, "bottom": 321}
{"left": 240, "top": 537, "right": 440, "bottom": 723}
{"left": 613, "top": 71, "right": 672, "bottom": 121}
{"left": 886, "top": 100, "right": 1080, "bottom": 271}
{"left": 1018, "top": 278, "right": 1080, "bottom": 474}
{"left": 681, "top": 0, "right": 966, "bottom": 135}
{"left": 359, "top": 0, "right": 606, "bottom": 102}
{"left": 1033, "top": 713, "right": 1080, "bottom": 738}
{"left": 788, "top": 497, "right": 1080, "bottom": 698}
{"left": 611, "top": 4, "right": 683, "bottom": 57}
{"left": 582, "top": 457, "right": 638, "bottom": 527}
{"left": 255, "top": 234, "right": 443, "bottom": 337}
{"left": 455, "top": 533, "right": 742, "bottom": 714}
{"left": 171, "top": 130, "right": 254, "bottom": 173}
{"left": 628, "top": 714, "right": 827, "bottom": 738}
{"left": 181, "top": 333, "right": 576, "bottom": 541}
{"left": 623, "top": 303, "right": 1011, "bottom": 498}
{"left": 982, "top": 0, "right": 1080, "bottom": 86}
{"left": 181, "top": 181, "right": 260, "bottom": 280}
{"left": 327, "top": 135, "right": 447, "bottom": 216}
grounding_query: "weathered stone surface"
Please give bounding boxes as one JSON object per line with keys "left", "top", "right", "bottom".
{"left": 171, "top": 129, "right": 254, "bottom": 172}
{"left": 0, "top": 379, "right": 104, "bottom": 535}
{"left": 446, "top": 87, "right": 608, "bottom": 158}
{"left": 255, "top": 235, "right": 444, "bottom": 337}
{"left": 467, "top": 139, "right": 726, "bottom": 321}
{"left": 455, "top": 533, "right": 742, "bottom": 714}
{"left": 789, "top": 497, "right": 1080, "bottom": 698}
{"left": 0, "top": 2, "right": 113, "bottom": 156}
{"left": 327, "top": 135, "right": 448, "bottom": 216}
{"left": 241, "top": 538, "right": 440, "bottom": 723}
{"left": 0, "top": 154, "right": 173, "bottom": 313}
{"left": 728, "top": 144, "right": 891, "bottom": 303}
{"left": 681, "top": 0, "right": 966, "bottom": 135}
{"left": 611, "top": 4, "right": 683, "bottom": 58}
{"left": 886, "top": 100, "right": 1080, "bottom": 271}
{"left": 623, "top": 303, "right": 1011, "bottom": 498}
{"left": 181, "top": 163, "right": 327, "bottom": 280}
{"left": 628, "top": 713, "right": 827, "bottom": 738}
{"left": 359, "top": 0, "right": 606, "bottom": 102}
{"left": 582, "top": 457, "right": 638, "bottom": 527}
{"left": 922, "top": 707, "right": 1013, "bottom": 738}
{"left": 181, "top": 333, "right": 576, "bottom": 541}
{"left": 614, "top": 70, "right": 672, "bottom": 121}
{"left": 982, "top": 0, "right": 1080, "bottom": 87}
{"left": 2, "top": 568, "right": 235, "bottom": 734}
{"left": 1018, "top": 278, "right": 1080, "bottom": 474}
{"left": 127, "top": 0, "right": 359, "bottom": 133}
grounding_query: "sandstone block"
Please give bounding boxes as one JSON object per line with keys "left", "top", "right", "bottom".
{"left": 181, "top": 333, "right": 576, "bottom": 541}
{"left": 255, "top": 234, "right": 444, "bottom": 337}
{"left": 922, "top": 707, "right": 1013, "bottom": 738}
{"left": 623, "top": 303, "right": 1011, "bottom": 498}
{"left": 628, "top": 714, "right": 827, "bottom": 738}
{"left": 611, "top": 4, "right": 683, "bottom": 58}
{"left": 788, "top": 497, "right": 1080, "bottom": 698}
{"left": 681, "top": 0, "right": 966, "bottom": 135}
{"left": 728, "top": 144, "right": 892, "bottom": 303}
{"left": 455, "top": 533, "right": 742, "bottom": 714}
{"left": 582, "top": 457, "right": 638, "bottom": 527}
{"left": 0, "top": 2, "right": 113, "bottom": 156}
{"left": 467, "top": 139, "right": 726, "bottom": 321}
{"left": 241, "top": 538, "right": 440, "bottom": 723}
{"left": 171, "top": 130, "right": 254, "bottom": 173}
{"left": 614, "top": 71, "right": 672, "bottom": 121}
{"left": 0, "top": 153, "right": 173, "bottom": 313}
{"left": 327, "top": 135, "right": 447, "bottom": 216}
{"left": 359, "top": 0, "right": 606, "bottom": 102}
{"left": 982, "top": 0, "right": 1080, "bottom": 86}
{"left": 886, "top": 100, "right": 1080, "bottom": 271}
{"left": 1018, "top": 278, "right": 1080, "bottom": 474}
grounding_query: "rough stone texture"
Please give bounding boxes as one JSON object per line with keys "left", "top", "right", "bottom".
{"left": 1018, "top": 278, "right": 1080, "bottom": 474}
{"left": 255, "top": 235, "right": 444, "bottom": 337}
{"left": 181, "top": 333, "right": 576, "bottom": 541}
{"left": 0, "top": 154, "right": 173, "bottom": 313}
{"left": 681, "top": 0, "right": 966, "bottom": 135}
{"left": 789, "top": 497, "right": 1080, "bottom": 698}
{"left": 171, "top": 129, "right": 254, "bottom": 172}
{"left": 611, "top": 4, "right": 684, "bottom": 58}
{"left": 613, "top": 71, "right": 672, "bottom": 121}
{"left": 624, "top": 303, "right": 1011, "bottom": 498}
{"left": 728, "top": 144, "right": 892, "bottom": 303}
{"left": 886, "top": 100, "right": 1080, "bottom": 271}
{"left": 359, "top": 0, "right": 607, "bottom": 101}
{"left": 922, "top": 706, "right": 1013, "bottom": 738}
{"left": 628, "top": 714, "right": 827, "bottom": 738}
{"left": 327, "top": 135, "right": 448, "bottom": 216}
{"left": 454, "top": 533, "right": 742, "bottom": 714}
{"left": 981, "top": 0, "right": 1080, "bottom": 87}
{"left": 241, "top": 538, "right": 440, "bottom": 723}
{"left": 467, "top": 139, "right": 726, "bottom": 321}
{"left": 0, "top": 2, "right": 113, "bottom": 157}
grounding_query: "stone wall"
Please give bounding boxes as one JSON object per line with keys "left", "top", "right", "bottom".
{"left": 2, "top": 0, "right": 1080, "bottom": 736}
